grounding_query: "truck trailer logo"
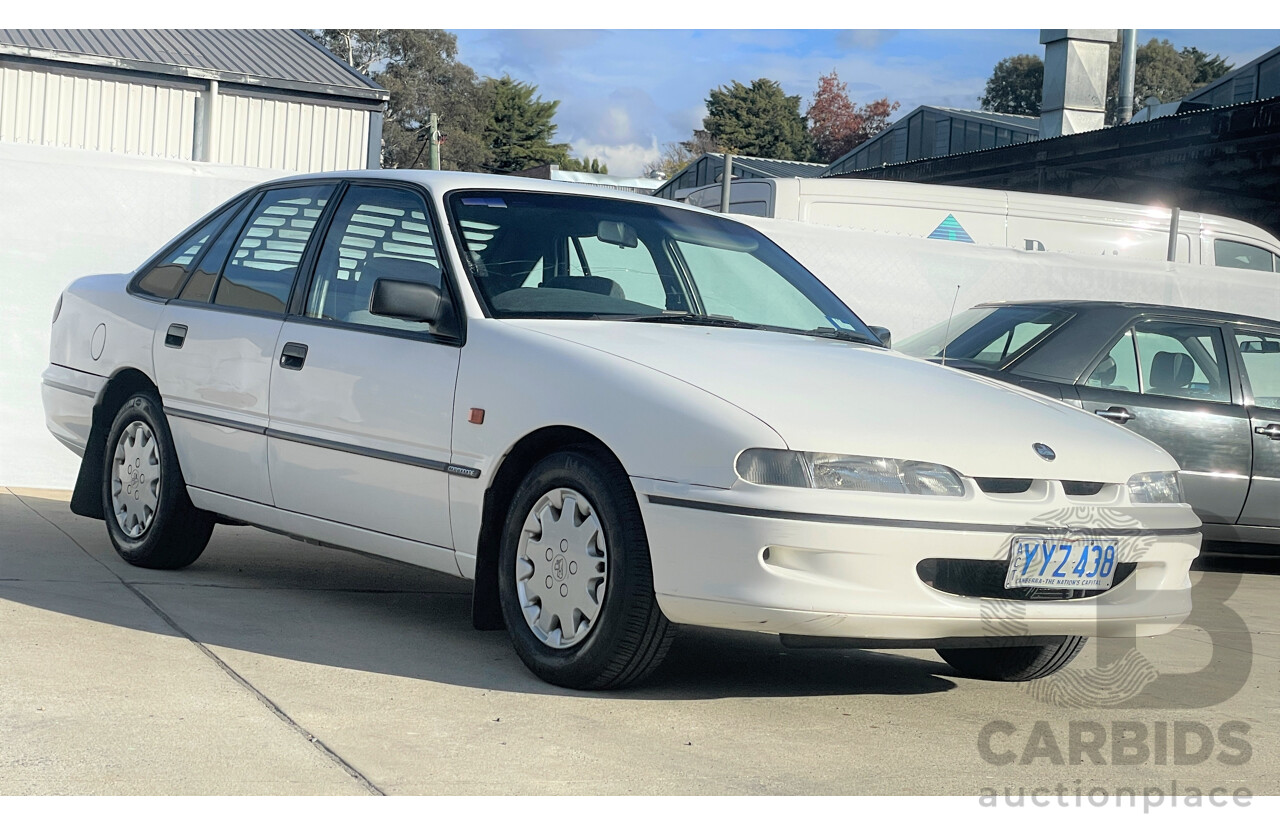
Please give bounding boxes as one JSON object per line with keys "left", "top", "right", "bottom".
{"left": 929, "top": 214, "right": 975, "bottom": 243}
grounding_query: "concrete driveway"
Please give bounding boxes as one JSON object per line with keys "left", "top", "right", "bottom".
{"left": 2, "top": 487, "right": 1275, "bottom": 795}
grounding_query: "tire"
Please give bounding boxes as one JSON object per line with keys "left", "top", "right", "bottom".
{"left": 936, "top": 636, "right": 1089, "bottom": 681}
{"left": 101, "top": 391, "right": 215, "bottom": 569}
{"left": 497, "top": 448, "right": 675, "bottom": 689}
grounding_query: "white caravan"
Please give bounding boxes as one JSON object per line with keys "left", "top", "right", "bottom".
{"left": 685, "top": 178, "right": 1280, "bottom": 273}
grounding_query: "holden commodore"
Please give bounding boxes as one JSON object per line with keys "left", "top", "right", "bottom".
{"left": 42, "top": 172, "right": 1200, "bottom": 689}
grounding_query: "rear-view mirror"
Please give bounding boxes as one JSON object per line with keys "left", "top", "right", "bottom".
{"left": 370, "top": 279, "right": 442, "bottom": 324}
{"left": 597, "top": 220, "right": 638, "bottom": 248}
{"left": 1240, "top": 340, "right": 1280, "bottom": 354}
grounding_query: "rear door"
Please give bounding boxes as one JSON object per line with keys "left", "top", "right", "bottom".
{"left": 154, "top": 183, "right": 336, "bottom": 504}
{"left": 1076, "top": 317, "right": 1252, "bottom": 525}
{"left": 1233, "top": 325, "right": 1280, "bottom": 528}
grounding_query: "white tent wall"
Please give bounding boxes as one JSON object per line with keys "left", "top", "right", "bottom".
{"left": 738, "top": 216, "right": 1280, "bottom": 340}
{"left": 1, "top": 141, "right": 281, "bottom": 489}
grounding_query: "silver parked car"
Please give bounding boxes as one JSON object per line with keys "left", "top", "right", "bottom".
{"left": 900, "top": 300, "right": 1280, "bottom": 548}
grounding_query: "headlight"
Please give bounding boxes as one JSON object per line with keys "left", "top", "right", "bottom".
{"left": 1127, "top": 471, "right": 1184, "bottom": 504}
{"left": 736, "top": 449, "right": 965, "bottom": 496}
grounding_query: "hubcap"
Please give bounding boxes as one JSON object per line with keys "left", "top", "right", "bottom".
{"left": 515, "top": 487, "right": 608, "bottom": 649}
{"left": 112, "top": 420, "right": 161, "bottom": 539}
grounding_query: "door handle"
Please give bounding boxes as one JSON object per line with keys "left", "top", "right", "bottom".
{"left": 279, "top": 342, "right": 309, "bottom": 371}
{"left": 1095, "top": 406, "right": 1135, "bottom": 423}
{"left": 164, "top": 323, "right": 187, "bottom": 349}
{"left": 1256, "top": 423, "right": 1280, "bottom": 440}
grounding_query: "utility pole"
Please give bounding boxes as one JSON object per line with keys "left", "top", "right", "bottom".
{"left": 719, "top": 153, "right": 734, "bottom": 213}
{"left": 1118, "top": 30, "right": 1138, "bottom": 123}
{"left": 429, "top": 113, "right": 441, "bottom": 171}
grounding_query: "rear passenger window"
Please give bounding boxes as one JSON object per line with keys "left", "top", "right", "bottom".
{"left": 304, "top": 185, "right": 444, "bottom": 333}
{"left": 134, "top": 204, "right": 239, "bottom": 299}
{"left": 214, "top": 185, "right": 335, "bottom": 313}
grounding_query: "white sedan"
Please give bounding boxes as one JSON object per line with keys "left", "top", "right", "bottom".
{"left": 42, "top": 171, "right": 1200, "bottom": 689}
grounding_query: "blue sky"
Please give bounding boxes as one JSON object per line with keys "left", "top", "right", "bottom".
{"left": 452, "top": 29, "right": 1280, "bottom": 176}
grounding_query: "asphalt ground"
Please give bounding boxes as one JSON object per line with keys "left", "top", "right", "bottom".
{"left": 1, "top": 487, "right": 1276, "bottom": 796}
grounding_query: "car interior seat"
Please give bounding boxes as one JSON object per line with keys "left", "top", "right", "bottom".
{"left": 1148, "top": 351, "right": 1195, "bottom": 395}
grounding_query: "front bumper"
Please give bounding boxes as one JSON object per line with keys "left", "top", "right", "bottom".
{"left": 633, "top": 478, "right": 1200, "bottom": 641}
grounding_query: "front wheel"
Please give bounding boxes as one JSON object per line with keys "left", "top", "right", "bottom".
{"left": 497, "top": 448, "right": 675, "bottom": 689}
{"left": 102, "top": 392, "right": 215, "bottom": 569}
{"left": 936, "top": 636, "right": 1088, "bottom": 681}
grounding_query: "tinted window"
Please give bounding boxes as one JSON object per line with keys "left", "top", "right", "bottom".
{"left": 214, "top": 185, "right": 335, "bottom": 313}
{"left": 305, "top": 185, "right": 444, "bottom": 333}
{"left": 178, "top": 199, "right": 252, "bottom": 303}
{"left": 1236, "top": 329, "right": 1280, "bottom": 410}
{"left": 135, "top": 205, "right": 238, "bottom": 299}
{"left": 1134, "top": 321, "right": 1231, "bottom": 403}
{"left": 1086, "top": 330, "right": 1140, "bottom": 392}
{"left": 1215, "top": 239, "right": 1276, "bottom": 272}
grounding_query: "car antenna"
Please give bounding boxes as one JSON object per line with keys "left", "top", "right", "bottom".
{"left": 940, "top": 284, "right": 961, "bottom": 367}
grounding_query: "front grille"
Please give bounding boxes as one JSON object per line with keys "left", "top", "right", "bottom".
{"left": 917, "top": 558, "right": 1138, "bottom": 601}
{"left": 1062, "top": 481, "right": 1106, "bottom": 496}
{"left": 976, "top": 477, "right": 1033, "bottom": 494}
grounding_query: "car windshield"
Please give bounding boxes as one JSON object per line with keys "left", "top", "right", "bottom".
{"left": 897, "top": 306, "right": 1073, "bottom": 367}
{"left": 448, "top": 190, "right": 878, "bottom": 343}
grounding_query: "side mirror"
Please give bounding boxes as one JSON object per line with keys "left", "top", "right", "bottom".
{"left": 370, "top": 279, "right": 442, "bottom": 324}
{"left": 869, "top": 325, "right": 892, "bottom": 348}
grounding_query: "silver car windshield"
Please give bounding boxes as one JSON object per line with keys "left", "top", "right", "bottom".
{"left": 448, "top": 190, "right": 877, "bottom": 342}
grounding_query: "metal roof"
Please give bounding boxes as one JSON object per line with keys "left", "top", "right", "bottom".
{"left": 924, "top": 106, "right": 1040, "bottom": 130}
{"left": 706, "top": 153, "right": 828, "bottom": 178}
{"left": 0, "top": 29, "right": 387, "bottom": 102}
{"left": 1185, "top": 44, "right": 1280, "bottom": 105}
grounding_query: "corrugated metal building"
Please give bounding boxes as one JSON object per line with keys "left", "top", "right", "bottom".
{"left": 824, "top": 106, "right": 1039, "bottom": 176}
{"left": 651, "top": 153, "right": 826, "bottom": 201}
{"left": 0, "top": 29, "right": 388, "bottom": 172}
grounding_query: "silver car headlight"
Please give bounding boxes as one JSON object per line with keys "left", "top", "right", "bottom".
{"left": 1126, "top": 471, "right": 1185, "bottom": 504}
{"left": 736, "top": 449, "right": 965, "bottom": 496}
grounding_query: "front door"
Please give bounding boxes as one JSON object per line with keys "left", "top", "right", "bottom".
{"left": 266, "top": 183, "right": 461, "bottom": 550}
{"left": 1076, "top": 318, "right": 1252, "bottom": 525}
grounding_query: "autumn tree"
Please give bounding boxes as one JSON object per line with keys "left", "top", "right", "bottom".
{"left": 703, "top": 79, "right": 810, "bottom": 160}
{"left": 980, "top": 54, "right": 1044, "bottom": 116}
{"left": 806, "top": 71, "right": 900, "bottom": 163}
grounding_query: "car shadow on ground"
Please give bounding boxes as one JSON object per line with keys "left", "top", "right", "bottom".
{"left": 3, "top": 493, "right": 959, "bottom": 701}
{"left": 1197, "top": 544, "right": 1280, "bottom": 575}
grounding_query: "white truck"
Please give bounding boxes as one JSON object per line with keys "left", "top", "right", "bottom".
{"left": 685, "top": 177, "right": 1280, "bottom": 273}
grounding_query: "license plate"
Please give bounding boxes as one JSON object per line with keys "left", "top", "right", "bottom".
{"left": 1005, "top": 536, "right": 1121, "bottom": 590}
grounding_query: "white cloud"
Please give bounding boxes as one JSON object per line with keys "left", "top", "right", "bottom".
{"left": 565, "top": 138, "right": 661, "bottom": 177}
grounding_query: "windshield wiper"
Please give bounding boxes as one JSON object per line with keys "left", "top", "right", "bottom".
{"left": 620, "top": 312, "right": 766, "bottom": 330}
{"left": 801, "top": 327, "right": 883, "bottom": 346}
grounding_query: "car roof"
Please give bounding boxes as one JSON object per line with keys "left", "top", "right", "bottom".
{"left": 974, "top": 298, "right": 1279, "bottom": 328}
{"left": 261, "top": 168, "right": 702, "bottom": 213}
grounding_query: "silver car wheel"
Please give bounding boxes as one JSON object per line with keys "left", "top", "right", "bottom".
{"left": 515, "top": 487, "right": 608, "bottom": 649}
{"left": 111, "top": 420, "right": 161, "bottom": 539}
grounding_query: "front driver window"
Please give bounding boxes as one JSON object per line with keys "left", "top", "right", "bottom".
{"left": 305, "top": 185, "right": 446, "bottom": 334}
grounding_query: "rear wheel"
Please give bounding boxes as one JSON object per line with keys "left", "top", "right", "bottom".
{"left": 497, "top": 448, "right": 675, "bottom": 689}
{"left": 936, "top": 636, "right": 1088, "bottom": 681}
{"left": 102, "top": 392, "right": 215, "bottom": 569}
